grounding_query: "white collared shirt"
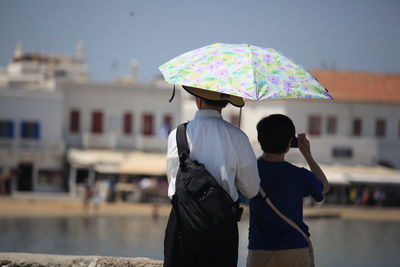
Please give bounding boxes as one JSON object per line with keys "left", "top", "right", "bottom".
{"left": 166, "top": 109, "right": 260, "bottom": 201}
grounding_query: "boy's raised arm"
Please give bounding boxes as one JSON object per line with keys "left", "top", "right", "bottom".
{"left": 298, "top": 133, "right": 330, "bottom": 194}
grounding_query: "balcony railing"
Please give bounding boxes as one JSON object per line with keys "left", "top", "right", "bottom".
{"left": 0, "top": 139, "right": 65, "bottom": 154}
{"left": 81, "top": 132, "right": 117, "bottom": 149}
{"left": 80, "top": 132, "right": 167, "bottom": 152}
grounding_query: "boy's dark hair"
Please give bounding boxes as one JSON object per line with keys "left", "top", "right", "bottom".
{"left": 202, "top": 98, "right": 229, "bottom": 108}
{"left": 257, "top": 114, "right": 296, "bottom": 154}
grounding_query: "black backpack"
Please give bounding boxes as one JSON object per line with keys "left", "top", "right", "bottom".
{"left": 173, "top": 123, "right": 242, "bottom": 252}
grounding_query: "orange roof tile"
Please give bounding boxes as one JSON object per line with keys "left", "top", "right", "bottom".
{"left": 311, "top": 69, "right": 400, "bottom": 104}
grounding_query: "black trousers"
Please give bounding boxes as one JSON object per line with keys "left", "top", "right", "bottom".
{"left": 164, "top": 205, "right": 239, "bottom": 267}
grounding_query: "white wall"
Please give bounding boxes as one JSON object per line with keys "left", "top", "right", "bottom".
{"left": 240, "top": 100, "right": 288, "bottom": 145}
{"left": 0, "top": 90, "right": 64, "bottom": 143}
{"left": 63, "top": 83, "right": 181, "bottom": 151}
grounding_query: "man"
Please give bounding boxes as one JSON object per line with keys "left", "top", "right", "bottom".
{"left": 164, "top": 85, "right": 260, "bottom": 267}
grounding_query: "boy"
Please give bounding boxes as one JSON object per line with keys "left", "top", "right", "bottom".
{"left": 247, "top": 114, "right": 329, "bottom": 267}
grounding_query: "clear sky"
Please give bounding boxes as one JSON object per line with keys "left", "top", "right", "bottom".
{"left": 1, "top": 0, "right": 399, "bottom": 82}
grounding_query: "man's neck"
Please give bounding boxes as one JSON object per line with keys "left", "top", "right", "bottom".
{"left": 198, "top": 107, "right": 222, "bottom": 113}
{"left": 262, "top": 153, "right": 285, "bottom": 162}
{"left": 196, "top": 97, "right": 223, "bottom": 113}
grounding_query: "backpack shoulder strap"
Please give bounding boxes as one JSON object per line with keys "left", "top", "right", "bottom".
{"left": 176, "top": 123, "right": 189, "bottom": 168}
{"left": 258, "top": 164, "right": 315, "bottom": 266}
{"left": 259, "top": 188, "right": 314, "bottom": 265}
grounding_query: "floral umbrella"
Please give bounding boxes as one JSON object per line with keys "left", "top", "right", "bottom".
{"left": 159, "top": 43, "right": 333, "bottom": 101}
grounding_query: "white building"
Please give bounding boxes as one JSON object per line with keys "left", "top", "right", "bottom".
{"left": 0, "top": 88, "right": 65, "bottom": 192}
{"left": 0, "top": 43, "right": 180, "bottom": 195}
{"left": 0, "top": 42, "right": 89, "bottom": 89}
{"left": 1, "top": 44, "right": 400, "bottom": 201}
{"left": 61, "top": 80, "right": 181, "bottom": 197}
{"left": 235, "top": 70, "right": 400, "bottom": 170}
{"left": 0, "top": 42, "right": 89, "bottom": 194}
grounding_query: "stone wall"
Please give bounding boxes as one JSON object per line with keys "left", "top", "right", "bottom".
{"left": 0, "top": 253, "right": 163, "bottom": 267}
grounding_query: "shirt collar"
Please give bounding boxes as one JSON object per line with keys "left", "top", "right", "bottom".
{"left": 194, "top": 109, "right": 222, "bottom": 119}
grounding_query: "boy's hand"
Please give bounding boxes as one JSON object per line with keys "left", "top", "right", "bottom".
{"left": 298, "top": 133, "right": 312, "bottom": 159}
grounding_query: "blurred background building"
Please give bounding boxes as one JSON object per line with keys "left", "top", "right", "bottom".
{"left": 1, "top": 43, "right": 400, "bottom": 205}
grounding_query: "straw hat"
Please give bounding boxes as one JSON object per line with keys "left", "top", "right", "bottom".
{"left": 182, "top": 85, "right": 245, "bottom": 107}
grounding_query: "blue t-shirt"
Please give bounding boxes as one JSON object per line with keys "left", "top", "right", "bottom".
{"left": 248, "top": 158, "right": 324, "bottom": 250}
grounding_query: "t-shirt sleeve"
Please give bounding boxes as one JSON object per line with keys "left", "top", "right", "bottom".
{"left": 303, "top": 169, "right": 324, "bottom": 202}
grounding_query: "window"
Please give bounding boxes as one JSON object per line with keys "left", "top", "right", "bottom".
{"left": 38, "top": 170, "right": 63, "bottom": 187}
{"left": 399, "top": 121, "right": 400, "bottom": 139}
{"left": 123, "top": 112, "right": 133, "bottom": 135}
{"left": 308, "top": 115, "right": 321, "bottom": 136}
{"left": 163, "top": 115, "right": 173, "bottom": 133}
{"left": 352, "top": 118, "right": 362, "bottom": 136}
{"left": 0, "top": 120, "right": 14, "bottom": 138}
{"left": 20, "top": 121, "right": 40, "bottom": 139}
{"left": 332, "top": 147, "right": 353, "bottom": 159}
{"left": 142, "top": 113, "right": 154, "bottom": 136}
{"left": 69, "top": 110, "right": 80, "bottom": 133}
{"left": 375, "top": 119, "right": 386, "bottom": 137}
{"left": 91, "top": 111, "right": 103, "bottom": 134}
{"left": 230, "top": 114, "right": 240, "bottom": 127}
{"left": 55, "top": 70, "right": 67, "bottom": 77}
{"left": 327, "top": 116, "right": 337, "bottom": 135}
{"left": 158, "top": 114, "right": 173, "bottom": 138}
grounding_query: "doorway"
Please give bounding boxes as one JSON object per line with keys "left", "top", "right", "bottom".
{"left": 17, "top": 163, "right": 33, "bottom": 191}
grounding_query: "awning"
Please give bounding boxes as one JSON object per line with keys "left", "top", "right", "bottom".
{"left": 67, "top": 149, "right": 166, "bottom": 176}
{"left": 296, "top": 163, "right": 400, "bottom": 185}
{"left": 321, "top": 171, "right": 349, "bottom": 185}
{"left": 326, "top": 164, "right": 400, "bottom": 184}
{"left": 67, "top": 149, "right": 400, "bottom": 184}
{"left": 348, "top": 173, "right": 400, "bottom": 184}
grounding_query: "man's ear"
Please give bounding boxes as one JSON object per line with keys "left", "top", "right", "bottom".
{"left": 195, "top": 97, "right": 201, "bottom": 109}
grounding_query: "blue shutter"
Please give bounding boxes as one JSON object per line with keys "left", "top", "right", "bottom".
{"left": 34, "top": 122, "right": 40, "bottom": 140}
{"left": 7, "top": 121, "right": 14, "bottom": 139}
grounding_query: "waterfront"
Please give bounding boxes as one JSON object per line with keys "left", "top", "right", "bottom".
{"left": 1, "top": 213, "right": 400, "bottom": 267}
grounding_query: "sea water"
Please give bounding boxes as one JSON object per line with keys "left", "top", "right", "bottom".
{"left": 1, "top": 216, "right": 399, "bottom": 267}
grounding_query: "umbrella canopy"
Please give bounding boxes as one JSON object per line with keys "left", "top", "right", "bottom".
{"left": 159, "top": 43, "right": 333, "bottom": 101}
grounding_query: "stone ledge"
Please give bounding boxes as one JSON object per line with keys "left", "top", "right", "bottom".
{"left": 0, "top": 253, "right": 163, "bottom": 267}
